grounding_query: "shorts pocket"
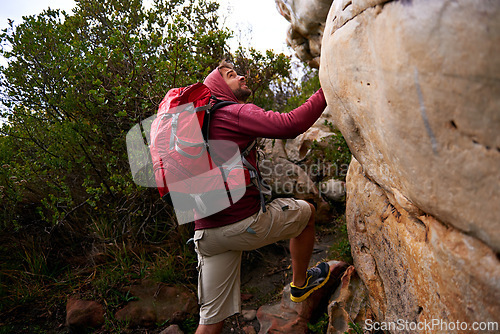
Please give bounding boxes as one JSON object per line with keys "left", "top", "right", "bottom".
{"left": 194, "top": 230, "right": 205, "bottom": 255}
{"left": 221, "top": 212, "right": 259, "bottom": 237}
{"left": 266, "top": 198, "right": 310, "bottom": 240}
{"left": 269, "top": 198, "right": 301, "bottom": 213}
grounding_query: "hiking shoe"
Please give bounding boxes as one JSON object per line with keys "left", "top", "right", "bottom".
{"left": 290, "top": 262, "right": 331, "bottom": 302}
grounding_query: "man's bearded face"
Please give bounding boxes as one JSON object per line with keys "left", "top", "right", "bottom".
{"left": 220, "top": 68, "right": 252, "bottom": 103}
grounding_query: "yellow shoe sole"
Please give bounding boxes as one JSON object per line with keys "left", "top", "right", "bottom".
{"left": 290, "top": 267, "right": 331, "bottom": 303}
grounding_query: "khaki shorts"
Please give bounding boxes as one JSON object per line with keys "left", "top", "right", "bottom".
{"left": 193, "top": 198, "right": 312, "bottom": 325}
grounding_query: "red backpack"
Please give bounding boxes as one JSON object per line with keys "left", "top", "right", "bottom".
{"left": 147, "top": 83, "right": 266, "bottom": 224}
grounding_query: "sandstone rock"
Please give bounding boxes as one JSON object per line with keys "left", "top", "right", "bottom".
{"left": 319, "top": 0, "right": 500, "bottom": 251}
{"left": 328, "top": 0, "right": 390, "bottom": 31}
{"left": 257, "top": 260, "right": 348, "bottom": 333}
{"left": 345, "top": 158, "right": 500, "bottom": 328}
{"left": 327, "top": 266, "right": 373, "bottom": 334}
{"left": 275, "top": 0, "right": 334, "bottom": 67}
{"left": 277, "top": 0, "right": 500, "bottom": 331}
{"left": 260, "top": 155, "right": 330, "bottom": 222}
{"left": 320, "top": 178, "right": 346, "bottom": 202}
{"left": 115, "top": 280, "right": 197, "bottom": 328}
{"left": 242, "top": 309, "right": 257, "bottom": 321}
{"left": 261, "top": 138, "right": 288, "bottom": 161}
{"left": 284, "top": 121, "right": 333, "bottom": 162}
{"left": 66, "top": 298, "right": 105, "bottom": 331}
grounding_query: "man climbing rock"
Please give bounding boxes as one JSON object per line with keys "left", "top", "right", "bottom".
{"left": 194, "top": 60, "right": 330, "bottom": 334}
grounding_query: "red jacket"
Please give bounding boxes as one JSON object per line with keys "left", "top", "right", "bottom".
{"left": 195, "top": 69, "right": 327, "bottom": 230}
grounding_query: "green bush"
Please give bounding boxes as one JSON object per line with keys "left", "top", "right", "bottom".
{"left": 0, "top": 0, "right": 297, "bottom": 329}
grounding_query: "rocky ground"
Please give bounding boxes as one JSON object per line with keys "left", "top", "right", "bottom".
{"left": 105, "top": 231, "right": 339, "bottom": 334}
{"left": 27, "top": 227, "right": 343, "bottom": 334}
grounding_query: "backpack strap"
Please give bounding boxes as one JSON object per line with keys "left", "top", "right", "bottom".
{"left": 211, "top": 100, "right": 238, "bottom": 111}
{"left": 241, "top": 140, "right": 256, "bottom": 157}
{"left": 242, "top": 155, "right": 271, "bottom": 213}
{"left": 201, "top": 99, "right": 237, "bottom": 142}
{"left": 203, "top": 98, "right": 270, "bottom": 212}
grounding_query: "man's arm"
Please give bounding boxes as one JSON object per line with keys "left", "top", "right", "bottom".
{"left": 235, "top": 89, "right": 327, "bottom": 139}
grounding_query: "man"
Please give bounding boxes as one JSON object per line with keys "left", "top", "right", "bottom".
{"left": 194, "top": 60, "right": 330, "bottom": 334}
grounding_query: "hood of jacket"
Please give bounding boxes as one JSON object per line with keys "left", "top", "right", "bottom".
{"left": 203, "top": 68, "right": 239, "bottom": 103}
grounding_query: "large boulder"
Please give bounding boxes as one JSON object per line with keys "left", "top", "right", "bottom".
{"left": 319, "top": 0, "right": 500, "bottom": 251}
{"left": 276, "top": 0, "right": 500, "bottom": 331}
{"left": 345, "top": 158, "right": 500, "bottom": 328}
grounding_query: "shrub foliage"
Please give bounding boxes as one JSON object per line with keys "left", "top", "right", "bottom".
{"left": 0, "top": 0, "right": 291, "bottom": 235}
{"left": 0, "top": 0, "right": 294, "bottom": 326}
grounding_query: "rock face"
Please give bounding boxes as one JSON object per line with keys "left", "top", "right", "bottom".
{"left": 347, "top": 158, "right": 500, "bottom": 329}
{"left": 275, "top": 0, "right": 333, "bottom": 67}
{"left": 319, "top": 0, "right": 500, "bottom": 251}
{"left": 327, "top": 265, "right": 373, "bottom": 334}
{"left": 277, "top": 0, "right": 500, "bottom": 332}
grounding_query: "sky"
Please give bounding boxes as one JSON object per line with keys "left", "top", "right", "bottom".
{"left": 0, "top": 0, "right": 292, "bottom": 55}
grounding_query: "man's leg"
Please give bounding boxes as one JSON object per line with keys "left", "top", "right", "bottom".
{"left": 194, "top": 228, "right": 243, "bottom": 334}
{"left": 195, "top": 321, "right": 224, "bottom": 334}
{"left": 290, "top": 202, "right": 316, "bottom": 287}
{"left": 288, "top": 202, "right": 330, "bottom": 303}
